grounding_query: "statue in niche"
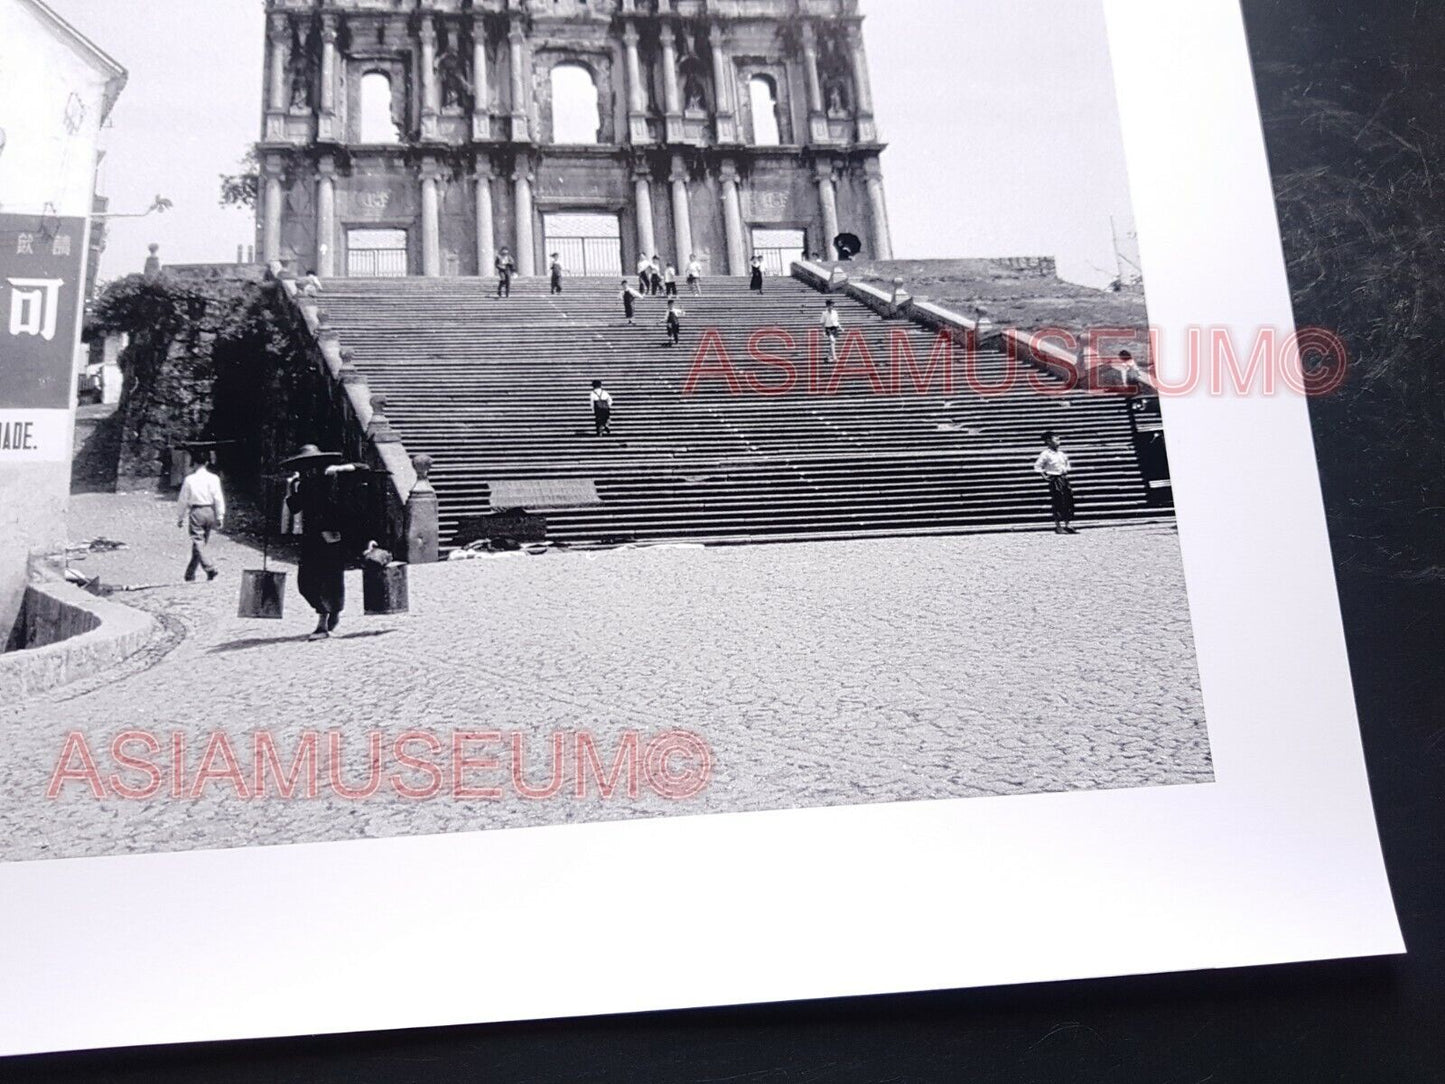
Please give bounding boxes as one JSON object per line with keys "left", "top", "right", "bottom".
{"left": 433, "top": 23, "right": 473, "bottom": 112}
{"left": 683, "top": 71, "right": 706, "bottom": 112}
{"left": 287, "top": 23, "right": 315, "bottom": 110}
{"left": 678, "top": 28, "right": 703, "bottom": 64}
{"left": 825, "top": 79, "right": 849, "bottom": 115}
{"left": 437, "top": 44, "right": 472, "bottom": 111}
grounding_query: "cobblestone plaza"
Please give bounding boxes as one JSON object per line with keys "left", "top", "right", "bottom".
{"left": 0, "top": 493, "right": 1210, "bottom": 862}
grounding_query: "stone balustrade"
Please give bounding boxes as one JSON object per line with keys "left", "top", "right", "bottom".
{"left": 791, "top": 261, "right": 1155, "bottom": 396}
{"left": 274, "top": 274, "right": 440, "bottom": 562}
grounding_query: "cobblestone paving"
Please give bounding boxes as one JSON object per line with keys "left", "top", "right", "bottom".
{"left": 0, "top": 492, "right": 1211, "bottom": 861}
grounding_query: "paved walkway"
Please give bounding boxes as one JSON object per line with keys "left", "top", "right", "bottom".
{"left": 0, "top": 492, "right": 1211, "bottom": 861}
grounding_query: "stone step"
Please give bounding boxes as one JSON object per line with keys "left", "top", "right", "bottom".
{"left": 315, "top": 275, "right": 1156, "bottom": 546}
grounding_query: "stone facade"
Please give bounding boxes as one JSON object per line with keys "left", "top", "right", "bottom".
{"left": 255, "top": 0, "right": 892, "bottom": 279}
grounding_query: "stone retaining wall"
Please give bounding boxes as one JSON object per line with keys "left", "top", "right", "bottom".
{"left": 0, "top": 581, "right": 156, "bottom": 700}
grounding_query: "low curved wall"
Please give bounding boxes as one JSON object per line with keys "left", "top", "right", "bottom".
{"left": 0, "top": 581, "right": 156, "bottom": 700}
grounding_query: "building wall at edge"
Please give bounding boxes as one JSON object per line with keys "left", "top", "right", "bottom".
{"left": 0, "top": 0, "right": 118, "bottom": 634}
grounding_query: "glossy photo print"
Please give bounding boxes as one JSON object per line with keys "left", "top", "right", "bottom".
{"left": 0, "top": 0, "right": 1399, "bottom": 1058}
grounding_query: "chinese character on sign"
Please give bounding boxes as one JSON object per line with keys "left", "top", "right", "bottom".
{"left": 16, "top": 233, "right": 34, "bottom": 256}
{"left": 51, "top": 235, "right": 72, "bottom": 257}
{"left": 7, "top": 278, "right": 66, "bottom": 341}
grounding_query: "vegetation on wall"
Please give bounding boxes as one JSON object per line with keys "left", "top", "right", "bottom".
{"left": 83, "top": 270, "right": 317, "bottom": 493}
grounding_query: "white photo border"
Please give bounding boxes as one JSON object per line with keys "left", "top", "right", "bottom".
{"left": 0, "top": 0, "right": 1403, "bottom": 1056}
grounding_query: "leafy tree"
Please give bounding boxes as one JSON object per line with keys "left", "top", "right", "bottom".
{"left": 219, "top": 149, "right": 260, "bottom": 211}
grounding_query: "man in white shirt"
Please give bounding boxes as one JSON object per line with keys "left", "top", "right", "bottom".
{"left": 591, "top": 380, "right": 614, "bottom": 436}
{"left": 1033, "top": 430, "right": 1077, "bottom": 534}
{"left": 176, "top": 453, "right": 226, "bottom": 580}
{"left": 686, "top": 254, "right": 703, "bottom": 296}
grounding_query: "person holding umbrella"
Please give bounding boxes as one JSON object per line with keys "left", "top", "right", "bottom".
{"left": 282, "top": 444, "right": 364, "bottom": 640}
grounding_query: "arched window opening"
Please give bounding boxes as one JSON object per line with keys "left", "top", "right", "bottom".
{"left": 359, "top": 71, "right": 400, "bottom": 144}
{"left": 550, "top": 63, "right": 600, "bottom": 144}
{"left": 749, "top": 75, "right": 781, "bottom": 146}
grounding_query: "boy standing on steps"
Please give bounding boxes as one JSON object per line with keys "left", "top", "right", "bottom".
{"left": 664, "top": 298, "right": 684, "bottom": 347}
{"left": 686, "top": 254, "right": 703, "bottom": 296}
{"left": 494, "top": 247, "right": 515, "bottom": 297}
{"left": 663, "top": 263, "right": 678, "bottom": 297}
{"left": 821, "top": 298, "right": 843, "bottom": 362}
{"left": 1034, "top": 430, "right": 1078, "bottom": 534}
{"left": 649, "top": 255, "right": 664, "bottom": 295}
{"left": 619, "top": 279, "right": 638, "bottom": 325}
{"left": 549, "top": 252, "right": 564, "bottom": 294}
{"left": 591, "top": 380, "right": 614, "bottom": 436}
{"left": 637, "top": 253, "right": 651, "bottom": 294}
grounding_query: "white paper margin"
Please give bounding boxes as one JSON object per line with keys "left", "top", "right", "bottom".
{"left": 0, "top": 0, "right": 1403, "bottom": 1057}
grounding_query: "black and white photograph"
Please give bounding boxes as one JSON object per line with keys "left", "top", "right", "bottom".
{"left": 0, "top": 0, "right": 1407, "bottom": 1062}
{"left": 2, "top": 0, "right": 1209, "bottom": 860}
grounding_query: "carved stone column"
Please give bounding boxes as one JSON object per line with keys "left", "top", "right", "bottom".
{"left": 319, "top": 15, "right": 339, "bottom": 135}
{"left": 864, "top": 155, "right": 893, "bottom": 259}
{"left": 816, "top": 159, "right": 839, "bottom": 258}
{"left": 622, "top": 22, "right": 650, "bottom": 144}
{"left": 848, "top": 23, "right": 878, "bottom": 143}
{"left": 633, "top": 162, "right": 656, "bottom": 263}
{"left": 265, "top": 15, "right": 289, "bottom": 140}
{"left": 419, "top": 19, "right": 440, "bottom": 140}
{"left": 420, "top": 159, "right": 442, "bottom": 277}
{"left": 471, "top": 20, "right": 491, "bottom": 140}
{"left": 660, "top": 23, "right": 683, "bottom": 144}
{"left": 262, "top": 155, "right": 285, "bottom": 265}
{"left": 670, "top": 154, "right": 693, "bottom": 266}
{"left": 513, "top": 167, "right": 535, "bottom": 275}
{"left": 267, "top": 15, "right": 288, "bottom": 113}
{"left": 709, "top": 24, "right": 738, "bottom": 144}
{"left": 315, "top": 156, "right": 336, "bottom": 277}
{"left": 475, "top": 160, "right": 495, "bottom": 276}
{"left": 801, "top": 22, "right": 830, "bottom": 144}
{"left": 508, "top": 21, "right": 531, "bottom": 142}
{"left": 719, "top": 159, "right": 746, "bottom": 275}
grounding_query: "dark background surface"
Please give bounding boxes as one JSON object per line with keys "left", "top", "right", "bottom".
{"left": 12, "top": 1, "right": 1445, "bottom": 1079}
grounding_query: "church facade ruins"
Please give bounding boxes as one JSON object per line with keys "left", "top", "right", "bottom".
{"left": 255, "top": 0, "right": 893, "bottom": 279}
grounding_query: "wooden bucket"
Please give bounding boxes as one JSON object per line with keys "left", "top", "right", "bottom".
{"left": 363, "top": 562, "right": 409, "bottom": 615}
{"left": 238, "top": 569, "right": 287, "bottom": 619}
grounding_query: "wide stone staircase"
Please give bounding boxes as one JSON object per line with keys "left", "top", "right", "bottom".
{"left": 318, "top": 274, "right": 1166, "bottom": 548}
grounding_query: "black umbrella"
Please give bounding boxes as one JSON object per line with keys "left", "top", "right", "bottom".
{"left": 833, "top": 232, "right": 863, "bottom": 260}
